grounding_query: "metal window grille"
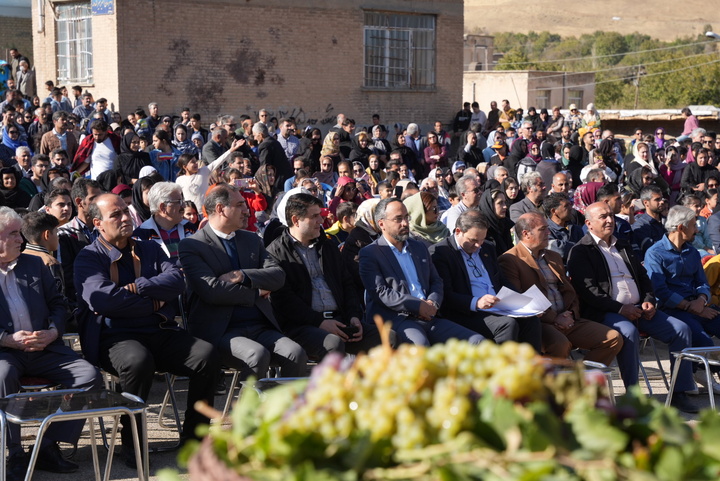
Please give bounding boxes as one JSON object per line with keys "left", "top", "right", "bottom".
{"left": 535, "top": 89, "right": 551, "bottom": 109}
{"left": 56, "top": 2, "right": 93, "bottom": 84}
{"left": 364, "top": 12, "right": 435, "bottom": 90}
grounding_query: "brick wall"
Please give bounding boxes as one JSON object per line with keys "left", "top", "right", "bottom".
{"left": 34, "top": 0, "right": 463, "bottom": 133}
{"left": 1, "top": 15, "right": 33, "bottom": 66}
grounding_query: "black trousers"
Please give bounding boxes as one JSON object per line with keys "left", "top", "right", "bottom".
{"left": 452, "top": 312, "right": 543, "bottom": 353}
{"left": 99, "top": 328, "right": 219, "bottom": 444}
{"left": 286, "top": 320, "right": 385, "bottom": 360}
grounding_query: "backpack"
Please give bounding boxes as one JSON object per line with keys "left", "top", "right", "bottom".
{"left": 516, "top": 156, "right": 537, "bottom": 183}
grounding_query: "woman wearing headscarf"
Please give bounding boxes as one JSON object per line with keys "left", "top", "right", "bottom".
{"left": 341, "top": 197, "right": 381, "bottom": 294}
{"left": 171, "top": 123, "right": 199, "bottom": 156}
{"left": 624, "top": 141, "right": 657, "bottom": 182}
{"left": 573, "top": 178, "right": 604, "bottom": 215}
{"left": 624, "top": 166, "right": 655, "bottom": 197}
{"left": 313, "top": 155, "right": 339, "bottom": 186}
{"left": 2, "top": 124, "right": 32, "bottom": 155}
{"left": 128, "top": 176, "right": 155, "bottom": 228}
{"left": 429, "top": 167, "right": 450, "bottom": 199}
{"left": 527, "top": 140, "right": 542, "bottom": 162}
{"left": 681, "top": 147, "right": 715, "bottom": 194}
{"left": 505, "top": 138, "right": 528, "bottom": 178}
{"left": 390, "top": 132, "right": 418, "bottom": 172}
{"left": 566, "top": 145, "right": 585, "bottom": 189}
{"left": 478, "top": 188, "right": 514, "bottom": 255}
{"left": 0, "top": 167, "right": 30, "bottom": 208}
{"left": 320, "top": 131, "right": 343, "bottom": 166}
{"left": 113, "top": 132, "right": 151, "bottom": 185}
{"left": 403, "top": 192, "right": 450, "bottom": 248}
{"left": 654, "top": 127, "right": 667, "bottom": 150}
{"left": 298, "top": 127, "right": 322, "bottom": 173}
{"left": 348, "top": 131, "right": 373, "bottom": 168}
{"left": 328, "top": 175, "right": 371, "bottom": 216}
{"left": 581, "top": 103, "right": 601, "bottom": 130}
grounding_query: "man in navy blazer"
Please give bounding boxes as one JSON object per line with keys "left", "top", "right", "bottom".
{"left": 359, "top": 198, "right": 484, "bottom": 346}
{"left": 430, "top": 209, "right": 542, "bottom": 352}
{"left": 0, "top": 207, "right": 101, "bottom": 477}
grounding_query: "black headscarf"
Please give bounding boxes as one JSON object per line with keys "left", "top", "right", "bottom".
{"left": 478, "top": 188, "right": 514, "bottom": 255}
{"left": 114, "top": 132, "right": 151, "bottom": 184}
{"left": 348, "top": 135, "right": 373, "bottom": 168}
{"left": 0, "top": 168, "right": 30, "bottom": 208}
{"left": 505, "top": 139, "right": 527, "bottom": 178}
{"left": 567, "top": 145, "right": 585, "bottom": 188}
{"left": 131, "top": 176, "right": 154, "bottom": 223}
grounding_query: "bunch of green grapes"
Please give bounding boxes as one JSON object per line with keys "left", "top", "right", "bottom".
{"left": 277, "top": 339, "right": 544, "bottom": 453}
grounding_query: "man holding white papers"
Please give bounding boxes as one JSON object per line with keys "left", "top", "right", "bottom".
{"left": 430, "top": 210, "right": 542, "bottom": 352}
{"left": 567, "top": 202, "right": 697, "bottom": 412}
{"left": 498, "top": 212, "right": 623, "bottom": 364}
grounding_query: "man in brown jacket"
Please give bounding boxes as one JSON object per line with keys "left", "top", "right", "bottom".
{"left": 498, "top": 212, "right": 622, "bottom": 364}
{"left": 40, "top": 111, "right": 78, "bottom": 160}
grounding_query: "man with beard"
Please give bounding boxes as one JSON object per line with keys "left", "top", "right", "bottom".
{"left": 359, "top": 198, "right": 484, "bottom": 346}
{"left": 632, "top": 185, "right": 667, "bottom": 259}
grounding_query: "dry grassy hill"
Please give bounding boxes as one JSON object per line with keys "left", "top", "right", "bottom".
{"left": 465, "top": 0, "right": 720, "bottom": 43}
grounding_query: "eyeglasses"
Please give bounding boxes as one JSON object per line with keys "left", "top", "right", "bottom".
{"left": 387, "top": 215, "right": 411, "bottom": 223}
{"left": 466, "top": 255, "right": 483, "bottom": 278}
{"left": 322, "top": 163, "right": 332, "bottom": 167}
{"left": 8, "top": 130, "right": 18, "bottom": 135}
{"left": 353, "top": 169, "right": 363, "bottom": 173}
{"left": 165, "top": 199, "right": 183, "bottom": 205}
{"left": 227, "top": 124, "right": 237, "bottom": 128}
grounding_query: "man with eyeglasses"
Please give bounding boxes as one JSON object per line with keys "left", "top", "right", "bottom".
{"left": 430, "top": 209, "right": 541, "bottom": 351}
{"left": 360, "top": 198, "right": 485, "bottom": 346}
{"left": 509, "top": 171, "right": 547, "bottom": 223}
{"left": 441, "top": 174, "right": 480, "bottom": 231}
{"left": 132, "top": 182, "right": 195, "bottom": 262}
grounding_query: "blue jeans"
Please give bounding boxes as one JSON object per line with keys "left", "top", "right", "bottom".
{"left": 602, "top": 310, "right": 693, "bottom": 392}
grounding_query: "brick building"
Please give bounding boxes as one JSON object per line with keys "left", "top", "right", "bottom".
{"left": 31, "top": 0, "right": 463, "bottom": 132}
{"left": 1, "top": 0, "right": 33, "bottom": 67}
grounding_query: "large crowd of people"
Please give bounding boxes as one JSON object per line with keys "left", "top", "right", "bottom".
{"left": 2, "top": 61, "right": 720, "bottom": 478}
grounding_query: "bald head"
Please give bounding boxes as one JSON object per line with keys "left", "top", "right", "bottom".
{"left": 551, "top": 172, "right": 569, "bottom": 194}
{"left": 584, "top": 202, "right": 615, "bottom": 241}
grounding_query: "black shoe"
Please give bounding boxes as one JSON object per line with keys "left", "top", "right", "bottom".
{"left": 35, "top": 442, "right": 78, "bottom": 473}
{"left": 214, "top": 375, "right": 227, "bottom": 396}
{"left": 7, "top": 452, "right": 29, "bottom": 481}
{"left": 670, "top": 392, "right": 699, "bottom": 414}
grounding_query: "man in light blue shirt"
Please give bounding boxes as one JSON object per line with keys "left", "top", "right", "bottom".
{"left": 360, "top": 198, "right": 485, "bottom": 346}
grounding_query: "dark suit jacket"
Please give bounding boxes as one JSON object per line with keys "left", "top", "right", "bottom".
{"left": 266, "top": 228, "right": 362, "bottom": 329}
{"left": 258, "top": 137, "right": 293, "bottom": 190}
{"left": 359, "top": 235, "right": 443, "bottom": 325}
{"left": 498, "top": 243, "right": 580, "bottom": 323}
{"left": 0, "top": 254, "right": 70, "bottom": 354}
{"left": 178, "top": 225, "right": 286, "bottom": 345}
{"left": 429, "top": 236, "right": 503, "bottom": 320}
{"left": 566, "top": 233, "right": 655, "bottom": 323}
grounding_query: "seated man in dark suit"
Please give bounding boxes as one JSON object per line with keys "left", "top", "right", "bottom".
{"left": 567, "top": 202, "right": 696, "bottom": 412}
{"left": 359, "top": 198, "right": 485, "bottom": 346}
{"left": 179, "top": 184, "right": 307, "bottom": 378}
{"left": 430, "top": 209, "right": 541, "bottom": 352}
{"left": 267, "top": 192, "right": 382, "bottom": 359}
{"left": 498, "top": 212, "right": 623, "bottom": 365}
{"left": 0, "top": 206, "right": 101, "bottom": 479}
{"left": 74, "top": 194, "right": 218, "bottom": 465}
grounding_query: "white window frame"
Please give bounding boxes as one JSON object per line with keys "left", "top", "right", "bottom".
{"left": 56, "top": 2, "right": 93, "bottom": 85}
{"left": 363, "top": 12, "right": 435, "bottom": 90}
{"left": 535, "top": 89, "right": 551, "bottom": 110}
{"left": 568, "top": 90, "right": 584, "bottom": 109}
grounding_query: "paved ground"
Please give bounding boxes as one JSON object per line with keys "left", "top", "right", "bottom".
{"left": 16, "top": 341, "right": 719, "bottom": 481}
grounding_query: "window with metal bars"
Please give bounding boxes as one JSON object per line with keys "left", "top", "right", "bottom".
{"left": 56, "top": 2, "right": 93, "bottom": 84}
{"left": 363, "top": 11, "right": 435, "bottom": 90}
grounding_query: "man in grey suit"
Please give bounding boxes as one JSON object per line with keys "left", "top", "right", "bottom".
{"left": 179, "top": 183, "right": 307, "bottom": 378}
{"left": 359, "top": 198, "right": 485, "bottom": 346}
{"left": 0, "top": 207, "right": 101, "bottom": 479}
{"left": 509, "top": 171, "right": 547, "bottom": 223}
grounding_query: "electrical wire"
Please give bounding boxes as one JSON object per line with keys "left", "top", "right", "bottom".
{"left": 497, "top": 39, "right": 714, "bottom": 66}
{"left": 525, "top": 56, "right": 720, "bottom": 92}
{"left": 499, "top": 50, "right": 717, "bottom": 82}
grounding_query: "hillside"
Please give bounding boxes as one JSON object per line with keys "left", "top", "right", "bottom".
{"left": 465, "top": 0, "right": 719, "bottom": 43}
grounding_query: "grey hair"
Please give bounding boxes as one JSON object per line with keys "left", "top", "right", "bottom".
{"left": 522, "top": 121, "right": 533, "bottom": 129}
{"left": 148, "top": 102, "right": 158, "bottom": 110}
{"left": 211, "top": 128, "right": 224, "bottom": 139}
{"left": 252, "top": 122, "right": 269, "bottom": 136}
{"left": 406, "top": 123, "right": 418, "bottom": 135}
{"left": 586, "top": 168, "right": 605, "bottom": 182}
{"left": 519, "top": 171, "right": 542, "bottom": 193}
{"left": 221, "top": 114, "right": 235, "bottom": 126}
{"left": 0, "top": 206, "right": 21, "bottom": 231}
{"left": 494, "top": 166, "right": 509, "bottom": 177}
{"left": 374, "top": 197, "right": 403, "bottom": 224}
{"left": 456, "top": 209, "right": 488, "bottom": 233}
{"left": 420, "top": 177, "right": 437, "bottom": 189}
{"left": 639, "top": 185, "right": 662, "bottom": 203}
{"left": 15, "top": 146, "right": 30, "bottom": 157}
{"left": 691, "top": 127, "right": 707, "bottom": 138}
{"left": 665, "top": 205, "right": 696, "bottom": 233}
{"left": 456, "top": 174, "right": 478, "bottom": 197}
{"left": 147, "top": 182, "right": 182, "bottom": 214}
